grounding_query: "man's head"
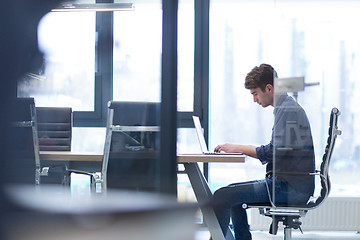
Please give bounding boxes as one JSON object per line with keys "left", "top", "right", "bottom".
{"left": 244, "top": 64, "right": 277, "bottom": 107}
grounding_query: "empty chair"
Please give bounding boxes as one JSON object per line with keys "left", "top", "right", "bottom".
{"left": 68, "top": 101, "right": 160, "bottom": 193}
{"left": 35, "top": 107, "right": 72, "bottom": 185}
{"left": 36, "top": 107, "right": 72, "bottom": 151}
{"left": 8, "top": 99, "right": 70, "bottom": 186}
{"left": 104, "top": 101, "right": 160, "bottom": 192}
{"left": 8, "top": 98, "right": 41, "bottom": 185}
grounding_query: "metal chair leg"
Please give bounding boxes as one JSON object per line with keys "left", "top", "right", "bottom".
{"left": 284, "top": 227, "right": 292, "bottom": 240}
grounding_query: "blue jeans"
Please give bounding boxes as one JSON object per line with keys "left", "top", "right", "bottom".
{"left": 210, "top": 178, "right": 310, "bottom": 240}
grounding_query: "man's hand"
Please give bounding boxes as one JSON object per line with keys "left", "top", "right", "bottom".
{"left": 214, "top": 143, "right": 240, "bottom": 153}
{"left": 214, "top": 144, "right": 257, "bottom": 158}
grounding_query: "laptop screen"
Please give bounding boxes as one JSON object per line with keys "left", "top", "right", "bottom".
{"left": 192, "top": 116, "right": 209, "bottom": 154}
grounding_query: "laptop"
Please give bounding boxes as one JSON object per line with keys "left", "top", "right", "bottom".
{"left": 192, "top": 116, "right": 244, "bottom": 155}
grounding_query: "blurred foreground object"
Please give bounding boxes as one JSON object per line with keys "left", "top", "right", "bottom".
{"left": 5, "top": 186, "right": 197, "bottom": 240}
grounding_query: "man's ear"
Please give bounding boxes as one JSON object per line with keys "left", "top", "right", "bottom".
{"left": 266, "top": 84, "right": 273, "bottom": 93}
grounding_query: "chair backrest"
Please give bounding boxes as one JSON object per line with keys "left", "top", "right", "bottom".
{"left": 308, "top": 107, "right": 341, "bottom": 208}
{"left": 101, "top": 101, "right": 160, "bottom": 191}
{"left": 36, "top": 107, "right": 72, "bottom": 151}
{"left": 9, "top": 97, "right": 41, "bottom": 185}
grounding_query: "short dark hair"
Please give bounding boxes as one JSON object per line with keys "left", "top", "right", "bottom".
{"left": 244, "top": 64, "right": 277, "bottom": 91}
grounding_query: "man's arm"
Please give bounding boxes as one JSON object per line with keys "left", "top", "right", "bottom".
{"left": 214, "top": 144, "right": 257, "bottom": 158}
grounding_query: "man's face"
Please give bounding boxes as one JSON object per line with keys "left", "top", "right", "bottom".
{"left": 249, "top": 85, "right": 274, "bottom": 108}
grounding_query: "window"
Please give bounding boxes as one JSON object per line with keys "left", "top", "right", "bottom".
{"left": 113, "top": 4, "right": 162, "bottom": 102}
{"left": 178, "top": 0, "right": 195, "bottom": 112}
{"left": 19, "top": 0, "right": 197, "bottom": 123}
{"left": 18, "top": 12, "right": 96, "bottom": 111}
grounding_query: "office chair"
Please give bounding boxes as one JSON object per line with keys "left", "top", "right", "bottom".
{"left": 242, "top": 107, "right": 342, "bottom": 240}
{"left": 36, "top": 107, "right": 72, "bottom": 151}
{"left": 8, "top": 98, "right": 51, "bottom": 185}
{"left": 36, "top": 107, "right": 72, "bottom": 184}
{"left": 68, "top": 101, "right": 160, "bottom": 193}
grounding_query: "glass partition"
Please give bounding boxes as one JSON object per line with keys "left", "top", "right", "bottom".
{"left": 271, "top": 77, "right": 315, "bottom": 206}
{"left": 14, "top": 0, "right": 172, "bottom": 194}
{"left": 103, "top": 1, "right": 165, "bottom": 193}
{"left": 209, "top": 0, "right": 360, "bottom": 197}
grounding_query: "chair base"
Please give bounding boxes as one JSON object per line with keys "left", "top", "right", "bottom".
{"left": 284, "top": 227, "right": 292, "bottom": 240}
{"left": 267, "top": 214, "right": 303, "bottom": 240}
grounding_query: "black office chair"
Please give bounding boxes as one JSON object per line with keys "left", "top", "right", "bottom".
{"left": 105, "top": 101, "right": 160, "bottom": 192}
{"left": 68, "top": 101, "right": 160, "bottom": 193}
{"left": 36, "top": 107, "right": 72, "bottom": 184}
{"left": 36, "top": 107, "right": 72, "bottom": 151}
{"left": 242, "top": 107, "right": 342, "bottom": 240}
{"left": 8, "top": 98, "right": 70, "bottom": 186}
{"left": 8, "top": 98, "right": 47, "bottom": 185}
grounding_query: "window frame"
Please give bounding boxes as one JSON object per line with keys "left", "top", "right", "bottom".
{"left": 73, "top": 10, "right": 113, "bottom": 127}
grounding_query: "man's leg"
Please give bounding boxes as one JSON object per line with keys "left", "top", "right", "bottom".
{"left": 211, "top": 179, "right": 270, "bottom": 240}
{"left": 231, "top": 205, "right": 251, "bottom": 240}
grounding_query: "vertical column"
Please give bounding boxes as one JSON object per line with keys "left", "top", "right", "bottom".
{"left": 158, "top": 0, "right": 178, "bottom": 195}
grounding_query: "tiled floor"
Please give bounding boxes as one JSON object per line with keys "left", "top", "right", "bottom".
{"left": 195, "top": 227, "right": 360, "bottom": 240}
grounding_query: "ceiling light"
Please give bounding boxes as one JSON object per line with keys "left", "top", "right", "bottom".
{"left": 52, "top": 3, "right": 134, "bottom": 12}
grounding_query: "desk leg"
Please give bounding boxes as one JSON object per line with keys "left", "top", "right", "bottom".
{"left": 183, "top": 163, "right": 234, "bottom": 240}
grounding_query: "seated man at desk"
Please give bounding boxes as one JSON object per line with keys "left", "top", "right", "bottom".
{"left": 212, "top": 64, "right": 315, "bottom": 240}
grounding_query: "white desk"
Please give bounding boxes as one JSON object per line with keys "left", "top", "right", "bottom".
{"left": 40, "top": 151, "right": 245, "bottom": 240}
{"left": 40, "top": 151, "right": 244, "bottom": 163}
{"left": 40, "top": 151, "right": 102, "bottom": 162}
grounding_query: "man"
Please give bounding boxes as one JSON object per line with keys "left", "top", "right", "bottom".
{"left": 212, "top": 63, "right": 315, "bottom": 240}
